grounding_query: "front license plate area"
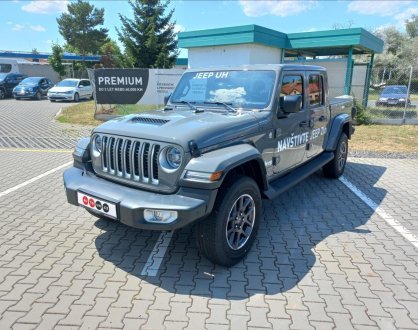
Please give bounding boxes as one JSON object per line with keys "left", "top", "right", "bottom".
{"left": 77, "top": 191, "right": 118, "bottom": 219}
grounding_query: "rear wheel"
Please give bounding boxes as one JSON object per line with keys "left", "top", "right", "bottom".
{"left": 74, "top": 93, "right": 79, "bottom": 102}
{"left": 195, "top": 175, "right": 261, "bottom": 266}
{"left": 323, "top": 132, "right": 348, "bottom": 178}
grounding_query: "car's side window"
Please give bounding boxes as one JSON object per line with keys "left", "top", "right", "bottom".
{"left": 308, "top": 74, "right": 324, "bottom": 107}
{"left": 84, "top": 80, "right": 91, "bottom": 86}
{"left": 280, "top": 75, "right": 304, "bottom": 108}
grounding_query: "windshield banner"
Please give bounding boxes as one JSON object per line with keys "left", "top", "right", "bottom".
{"left": 94, "top": 68, "right": 184, "bottom": 105}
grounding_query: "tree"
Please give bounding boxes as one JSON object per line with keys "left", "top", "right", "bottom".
{"left": 117, "top": 0, "right": 178, "bottom": 68}
{"left": 374, "top": 26, "right": 406, "bottom": 56}
{"left": 406, "top": 15, "right": 418, "bottom": 39}
{"left": 48, "top": 43, "right": 66, "bottom": 79}
{"left": 99, "top": 39, "right": 125, "bottom": 68}
{"left": 57, "top": 0, "right": 108, "bottom": 58}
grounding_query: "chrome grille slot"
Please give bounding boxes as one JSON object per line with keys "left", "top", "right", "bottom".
{"left": 142, "top": 143, "right": 150, "bottom": 182}
{"left": 98, "top": 135, "right": 161, "bottom": 186}
{"left": 152, "top": 145, "right": 160, "bottom": 183}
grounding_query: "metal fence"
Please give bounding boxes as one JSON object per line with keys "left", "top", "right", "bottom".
{"left": 362, "top": 65, "right": 417, "bottom": 124}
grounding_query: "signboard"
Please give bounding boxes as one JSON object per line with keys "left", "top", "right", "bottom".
{"left": 94, "top": 68, "right": 184, "bottom": 105}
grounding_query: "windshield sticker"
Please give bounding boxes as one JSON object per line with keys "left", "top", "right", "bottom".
{"left": 278, "top": 127, "right": 327, "bottom": 152}
{"left": 193, "top": 71, "right": 229, "bottom": 79}
{"left": 209, "top": 87, "right": 246, "bottom": 104}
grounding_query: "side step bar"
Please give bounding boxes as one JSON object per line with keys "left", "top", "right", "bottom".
{"left": 263, "top": 152, "right": 334, "bottom": 200}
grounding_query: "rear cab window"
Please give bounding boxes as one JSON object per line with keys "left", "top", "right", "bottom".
{"left": 308, "top": 74, "right": 324, "bottom": 107}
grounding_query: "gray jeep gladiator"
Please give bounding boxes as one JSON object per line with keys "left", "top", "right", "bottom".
{"left": 64, "top": 64, "right": 355, "bottom": 266}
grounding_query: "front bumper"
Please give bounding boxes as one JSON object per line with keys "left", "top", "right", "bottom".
{"left": 13, "top": 90, "right": 37, "bottom": 98}
{"left": 63, "top": 166, "right": 217, "bottom": 230}
{"left": 48, "top": 93, "right": 74, "bottom": 100}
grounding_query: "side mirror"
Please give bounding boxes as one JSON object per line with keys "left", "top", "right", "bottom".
{"left": 164, "top": 93, "right": 171, "bottom": 105}
{"left": 281, "top": 95, "right": 302, "bottom": 114}
{"left": 78, "top": 85, "right": 84, "bottom": 88}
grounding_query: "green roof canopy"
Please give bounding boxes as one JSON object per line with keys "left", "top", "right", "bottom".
{"left": 178, "top": 25, "right": 383, "bottom": 56}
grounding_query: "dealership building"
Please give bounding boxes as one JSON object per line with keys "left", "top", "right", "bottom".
{"left": 178, "top": 25, "right": 383, "bottom": 104}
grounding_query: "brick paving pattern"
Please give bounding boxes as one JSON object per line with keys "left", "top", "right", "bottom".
{"left": 0, "top": 99, "right": 417, "bottom": 329}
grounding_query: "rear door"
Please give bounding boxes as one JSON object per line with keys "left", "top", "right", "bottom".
{"left": 306, "top": 72, "right": 328, "bottom": 158}
{"left": 273, "top": 71, "right": 310, "bottom": 174}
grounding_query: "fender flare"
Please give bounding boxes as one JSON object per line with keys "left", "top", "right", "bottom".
{"left": 180, "top": 144, "right": 267, "bottom": 190}
{"left": 325, "top": 114, "right": 351, "bottom": 151}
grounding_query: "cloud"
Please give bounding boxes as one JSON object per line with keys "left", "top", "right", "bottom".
{"left": 174, "top": 24, "right": 186, "bottom": 34}
{"left": 394, "top": 7, "right": 418, "bottom": 26}
{"left": 30, "top": 25, "right": 46, "bottom": 32}
{"left": 7, "top": 21, "right": 13, "bottom": 25}
{"left": 12, "top": 24, "right": 25, "bottom": 31}
{"left": 347, "top": 1, "right": 412, "bottom": 16}
{"left": 22, "top": 0, "right": 68, "bottom": 14}
{"left": 239, "top": 0, "right": 317, "bottom": 17}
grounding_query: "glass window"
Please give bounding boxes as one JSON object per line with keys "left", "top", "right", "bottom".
{"left": 280, "top": 75, "right": 304, "bottom": 108}
{"left": 308, "top": 75, "right": 323, "bottom": 107}
{"left": 0, "top": 64, "right": 12, "bottom": 73}
{"left": 171, "top": 70, "right": 276, "bottom": 110}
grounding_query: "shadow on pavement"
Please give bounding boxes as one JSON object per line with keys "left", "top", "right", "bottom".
{"left": 94, "top": 161, "right": 387, "bottom": 300}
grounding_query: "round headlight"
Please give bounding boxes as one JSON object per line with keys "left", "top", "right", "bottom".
{"left": 94, "top": 135, "right": 102, "bottom": 152}
{"left": 166, "top": 147, "right": 182, "bottom": 168}
{"left": 159, "top": 146, "right": 182, "bottom": 172}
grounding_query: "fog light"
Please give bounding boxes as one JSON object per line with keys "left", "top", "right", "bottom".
{"left": 144, "top": 209, "right": 178, "bottom": 223}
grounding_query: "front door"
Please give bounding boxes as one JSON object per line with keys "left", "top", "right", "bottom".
{"left": 273, "top": 72, "right": 310, "bottom": 174}
{"left": 306, "top": 72, "right": 328, "bottom": 158}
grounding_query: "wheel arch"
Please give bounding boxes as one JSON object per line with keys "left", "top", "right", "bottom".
{"left": 325, "top": 114, "right": 352, "bottom": 152}
{"left": 180, "top": 144, "right": 268, "bottom": 192}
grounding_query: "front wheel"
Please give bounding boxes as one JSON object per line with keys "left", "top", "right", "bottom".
{"left": 0, "top": 89, "right": 5, "bottom": 99}
{"left": 35, "top": 92, "right": 42, "bottom": 100}
{"left": 74, "top": 93, "right": 79, "bottom": 102}
{"left": 195, "top": 175, "right": 261, "bottom": 266}
{"left": 323, "top": 132, "right": 348, "bottom": 178}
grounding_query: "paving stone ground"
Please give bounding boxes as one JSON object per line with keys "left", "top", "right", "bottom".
{"left": 0, "top": 98, "right": 93, "bottom": 149}
{"left": 0, "top": 99, "right": 417, "bottom": 329}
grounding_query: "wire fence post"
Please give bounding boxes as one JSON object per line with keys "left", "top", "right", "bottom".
{"left": 403, "top": 66, "right": 413, "bottom": 124}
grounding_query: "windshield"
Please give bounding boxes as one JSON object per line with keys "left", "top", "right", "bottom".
{"left": 382, "top": 86, "right": 407, "bottom": 95}
{"left": 57, "top": 80, "right": 78, "bottom": 87}
{"left": 0, "top": 73, "right": 7, "bottom": 81}
{"left": 21, "top": 77, "right": 41, "bottom": 85}
{"left": 171, "top": 70, "right": 276, "bottom": 109}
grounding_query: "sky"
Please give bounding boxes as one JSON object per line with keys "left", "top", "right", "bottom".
{"left": 1, "top": 0, "right": 417, "bottom": 58}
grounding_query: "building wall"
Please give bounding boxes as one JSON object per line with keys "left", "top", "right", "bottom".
{"left": 188, "top": 44, "right": 282, "bottom": 68}
{"left": 285, "top": 59, "right": 348, "bottom": 98}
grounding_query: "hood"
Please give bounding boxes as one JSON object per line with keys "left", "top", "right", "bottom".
{"left": 93, "top": 108, "right": 267, "bottom": 151}
{"left": 16, "top": 83, "right": 37, "bottom": 88}
{"left": 49, "top": 86, "right": 74, "bottom": 93}
{"left": 381, "top": 93, "right": 407, "bottom": 99}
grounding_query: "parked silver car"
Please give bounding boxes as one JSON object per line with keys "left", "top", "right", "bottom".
{"left": 47, "top": 79, "right": 93, "bottom": 102}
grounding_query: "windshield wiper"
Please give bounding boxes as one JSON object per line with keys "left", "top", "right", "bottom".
{"left": 172, "top": 100, "right": 199, "bottom": 111}
{"left": 203, "top": 101, "right": 236, "bottom": 112}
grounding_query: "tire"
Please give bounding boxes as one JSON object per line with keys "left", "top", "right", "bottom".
{"left": 35, "top": 92, "right": 42, "bottom": 100}
{"left": 50, "top": 100, "right": 56, "bottom": 102}
{"left": 323, "top": 132, "right": 348, "bottom": 178}
{"left": 195, "top": 175, "right": 261, "bottom": 266}
{"left": 74, "top": 93, "right": 80, "bottom": 102}
{"left": 0, "top": 88, "right": 5, "bottom": 100}
{"left": 15, "top": 97, "right": 20, "bottom": 100}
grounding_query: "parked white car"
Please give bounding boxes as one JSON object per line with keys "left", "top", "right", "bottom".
{"left": 47, "top": 79, "right": 93, "bottom": 102}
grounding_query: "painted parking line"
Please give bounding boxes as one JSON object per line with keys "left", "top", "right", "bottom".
{"left": 339, "top": 176, "right": 418, "bottom": 249}
{"left": 141, "top": 231, "right": 174, "bottom": 276}
{"left": 0, "top": 148, "right": 72, "bottom": 153}
{"left": 0, "top": 161, "right": 73, "bottom": 198}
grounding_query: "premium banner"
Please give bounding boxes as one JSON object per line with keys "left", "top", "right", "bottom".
{"left": 94, "top": 68, "right": 184, "bottom": 105}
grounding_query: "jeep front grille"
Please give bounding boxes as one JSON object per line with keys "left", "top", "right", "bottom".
{"left": 101, "top": 135, "right": 160, "bottom": 184}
